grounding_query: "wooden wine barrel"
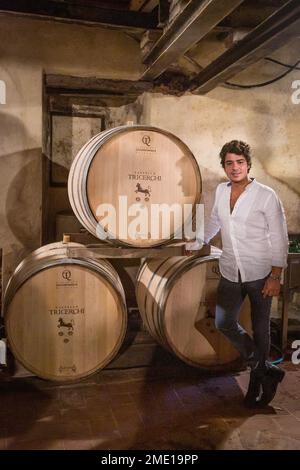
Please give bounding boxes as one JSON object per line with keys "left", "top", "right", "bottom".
{"left": 136, "top": 252, "right": 252, "bottom": 369}
{"left": 68, "top": 125, "right": 202, "bottom": 247}
{"left": 4, "top": 242, "right": 127, "bottom": 381}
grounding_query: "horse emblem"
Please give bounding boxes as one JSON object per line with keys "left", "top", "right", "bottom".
{"left": 135, "top": 183, "right": 151, "bottom": 202}
{"left": 57, "top": 317, "right": 74, "bottom": 336}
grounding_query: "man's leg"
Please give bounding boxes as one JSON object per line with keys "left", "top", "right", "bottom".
{"left": 215, "top": 275, "right": 262, "bottom": 407}
{"left": 215, "top": 276, "right": 257, "bottom": 364}
{"left": 244, "top": 277, "right": 272, "bottom": 372}
{"left": 245, "top": 277, "right": 285, "bottom": 406}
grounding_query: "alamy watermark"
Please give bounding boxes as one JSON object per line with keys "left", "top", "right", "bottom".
{"left": 95, "top": 196, "right": 204, "bottom": 242}
{"left": 0, "top": 79, "right": 6, "bottom": 104}
{"left": 291, "top": 340, "right": 300, "bottom": 365}
{"left": 291, "top": 80, "right": 300, "bottom": 104}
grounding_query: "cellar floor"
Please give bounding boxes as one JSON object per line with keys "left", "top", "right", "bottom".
{"left": 0, "top": 356, "right": 300, "bottom": 450}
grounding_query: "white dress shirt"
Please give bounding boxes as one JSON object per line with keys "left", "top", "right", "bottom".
{"left": 191, "top": 178, "right": 288, "bottom": 282}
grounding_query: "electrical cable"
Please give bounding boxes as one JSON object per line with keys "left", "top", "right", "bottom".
{"left": 224, "top": 58, "right": 300, "bottom": 89}
{"left": 265, "top": 57, "right": 300, "bottom": 71}
{"left": 270, "top": 319, "right": 285, "bottom": 364}
{"left": 271, "top": 343, "right": 284, "bottom": 365}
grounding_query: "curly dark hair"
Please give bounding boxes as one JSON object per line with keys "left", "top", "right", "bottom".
{"left": 219, "top": 140, "right": 252, "bottom": 172}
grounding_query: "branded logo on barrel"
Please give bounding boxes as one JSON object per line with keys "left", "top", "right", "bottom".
{"left": 56, "top": 269, "right": 78, "bottom": 287}
{"left": 62, "top": 269, "right": 71, "bottom": 281}
{"left": 128, "top": 170, "right": 161, "bottom": 182}
{"left": 49, "top": 305, "right": 85, "bottom": 315}
{"left": 59, "top": 365, "right": 77, "bottom": 373}
{"left": 136, "top": 134, "right": 156, "bottom": 153}
{"left": 142, "top": 135, "right": 151, "bottom": 146}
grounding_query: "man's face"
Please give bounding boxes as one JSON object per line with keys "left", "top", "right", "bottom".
{"left": 224, "top": 153, "right": 249, "bottom": 183}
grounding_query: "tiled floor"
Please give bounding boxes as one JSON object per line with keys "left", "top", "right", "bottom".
{"left": 1, "top": 359, "right": 300, "bottom": 450}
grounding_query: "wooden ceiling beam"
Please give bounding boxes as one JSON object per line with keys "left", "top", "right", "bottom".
{"left": 0, "top": 0, "right": 159, "bottom": 30}
{"left": 45, "top": 74, "right": 153, "bottom": 96}
{"left": 141, "top": 0, "right": 245, "bottom": 80}
{"left": 189, "top": 0, "right": 300, "bottom": 93}
{"left": 130, "top": 0, "right": 158, "bottom": 12}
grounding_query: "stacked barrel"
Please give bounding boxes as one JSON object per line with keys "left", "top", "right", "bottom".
{"left": 68, "top": 125, "right": 202, "bottom": 246}
{"left": 4, "top": 125, "right": 250, "bottom": 380}
{"left": 136, "top": 254, "right": 251, "bottom": 369}
{"left": 4, "top": 242, "right": 127, "bottom": 381}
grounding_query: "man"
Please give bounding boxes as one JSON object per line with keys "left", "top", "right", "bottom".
{"left": 186, "top": 140, "right": 288, "bottom": 407}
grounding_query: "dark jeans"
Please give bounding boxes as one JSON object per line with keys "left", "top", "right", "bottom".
{"left": 215, "top": 274, "right": 272, "bottom": 373}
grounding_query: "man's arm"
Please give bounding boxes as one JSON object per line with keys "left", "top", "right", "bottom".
{"left": 185, "top": 186, "right": 221, "bottom": 252}
{"left": 264, "top": 191, "right": 289, "bottom": 268}
{"left": 262, "top": 192, "right": 289, "bottom": 297}
{"left": 203, "top": 203, "right": 221, "bottom": 244}
{"left": 262, "top": 266, "right": 283, "bottom": 298}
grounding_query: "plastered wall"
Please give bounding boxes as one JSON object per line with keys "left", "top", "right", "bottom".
{"left": 140, "top": 39, "right": 300, "bottom": 236}
{"left": 0, "top": 14, "right": 142, "bottom": 287}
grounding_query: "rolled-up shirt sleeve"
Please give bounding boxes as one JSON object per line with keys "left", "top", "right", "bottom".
{"left": 203, "top": 186, "right": 221, "bottom": 244}
{"left": 263, "top": 192, "right": 289, "bottom": 268}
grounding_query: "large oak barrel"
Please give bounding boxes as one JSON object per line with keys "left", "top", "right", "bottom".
{"left": 68, "top": 125, "right": 201, "bottom": 247}
{"left": 4, "top": 242, "right": 127, "bottom": 381}
{"left": 136, "top": 252, "right": 251, "bottom": 369}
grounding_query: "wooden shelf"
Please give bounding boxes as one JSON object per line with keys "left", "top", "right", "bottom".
{"left": 64, "top": 233, "right": 215, "bottom": 259}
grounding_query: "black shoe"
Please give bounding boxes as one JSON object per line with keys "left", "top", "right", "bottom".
{"left": 243, "top": 370, "right": 262, "bottom": 408}
{"left": 259, "top": 367, "right": 285, "bottom": 407}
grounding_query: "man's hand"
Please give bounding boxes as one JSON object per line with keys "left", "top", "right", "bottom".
{"left": 262, "top": 277, "right": 281, "bottom": 298}
{"left": 185, "top": 240, "right": 202, "bottom": 256}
